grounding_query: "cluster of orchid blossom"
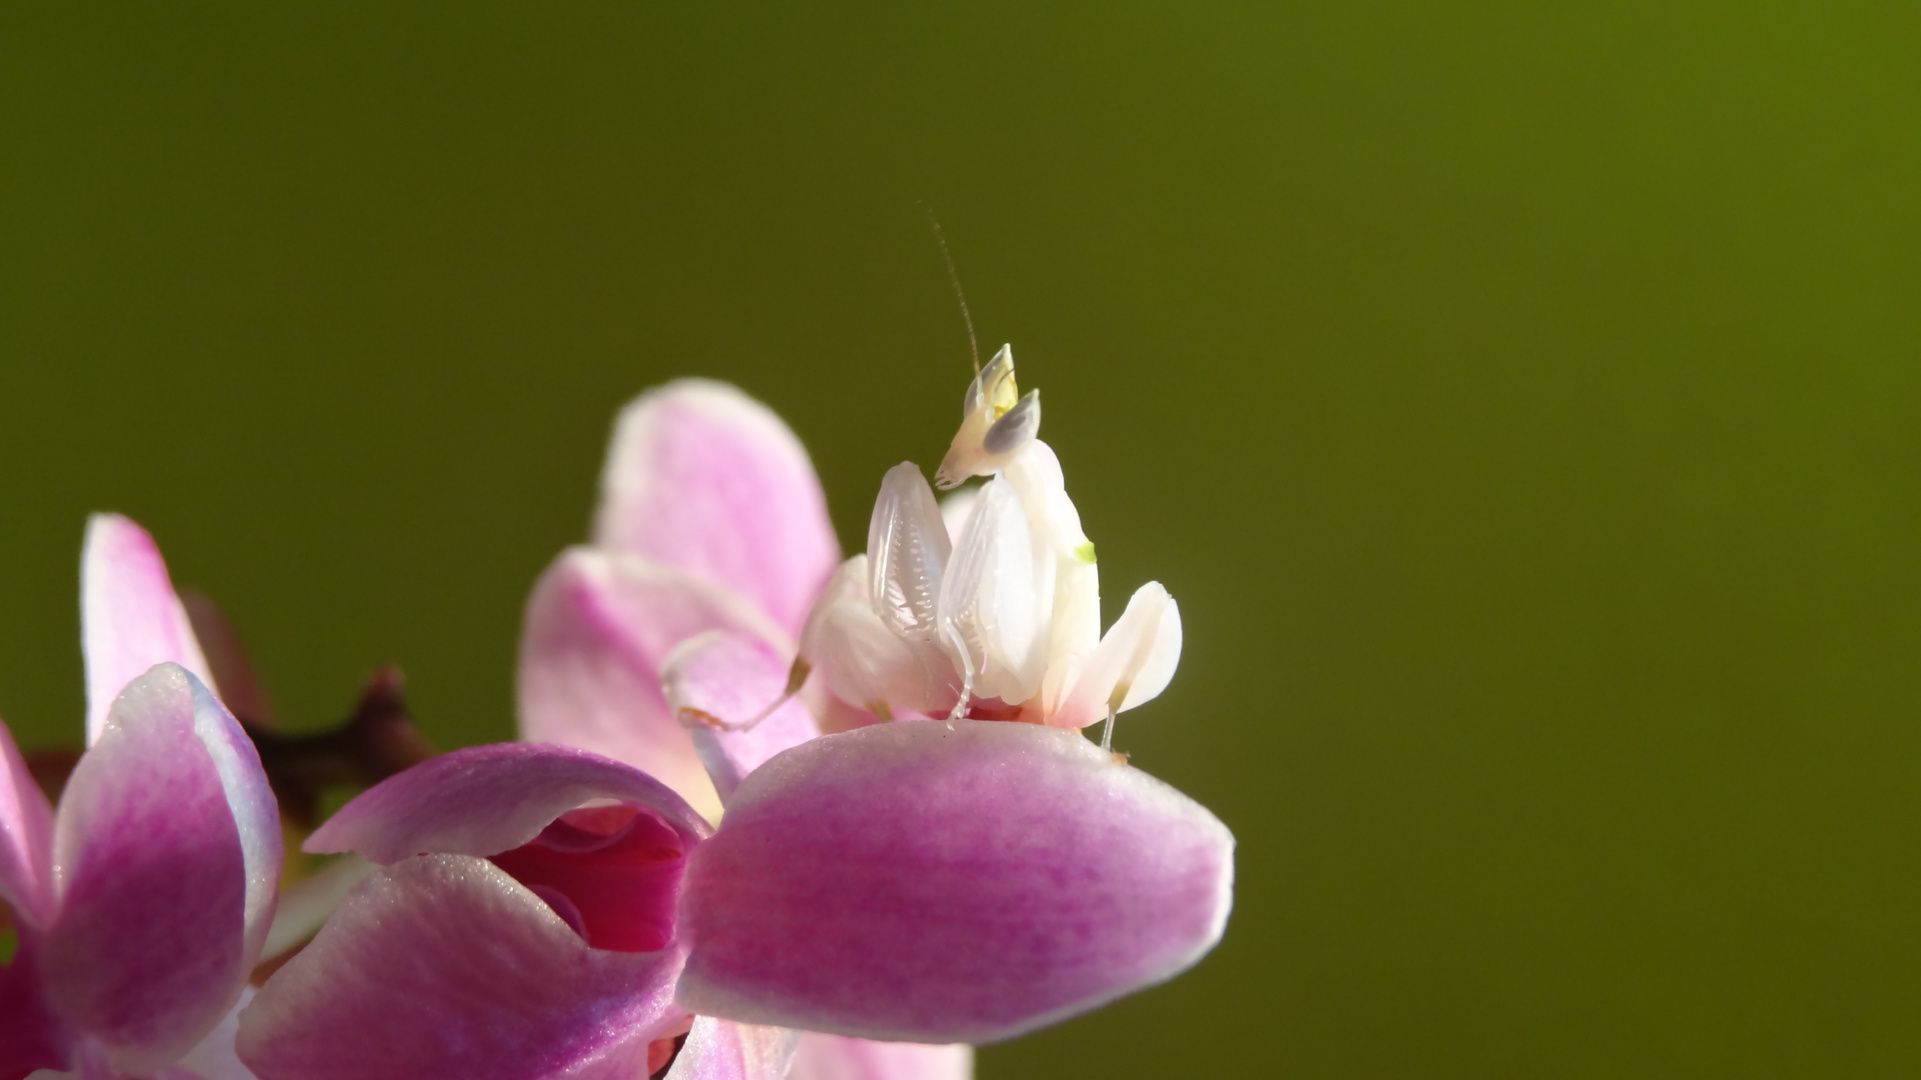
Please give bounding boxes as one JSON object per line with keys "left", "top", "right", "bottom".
{"left": 1, "top": 515, "right": 279, "bottom": 1080}
{"left": 0, "top": 358, "right": 1233, "bottom": 1080}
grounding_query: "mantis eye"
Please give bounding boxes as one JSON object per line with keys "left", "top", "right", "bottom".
{"left": 982, "top": 389, "right": 1040, "bottom": 456}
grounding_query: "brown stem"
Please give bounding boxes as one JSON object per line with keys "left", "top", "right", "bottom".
{"left": 24, "top": 748, "right": 83, "bottom": 804}
{"left": 242, "top": 665, "right": 437, "bottom": 827}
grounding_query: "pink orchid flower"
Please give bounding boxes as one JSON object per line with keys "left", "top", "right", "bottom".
{"left": 516, "top": 377, "right": 1200, "bottom": 1076}
{"left": 515, "top": 381, "right": 973, "bottom": 1077}
{"left": 517, "top": 380, "right": 843, "bottom": 823}
{"left": 232, "top": 376, "right": 1232, "bottom": 1080}
{"left": 1, "top": 515, "right": 282, "bottom": 1080}
{"left": 232, "top": 711, "right": 1228, "bottom": 1080}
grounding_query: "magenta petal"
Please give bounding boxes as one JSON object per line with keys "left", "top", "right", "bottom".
{"left": 661, "top": 631, "right": 819, "bottom": 802}
{"left": 662, "top": 1018, "right": 798, "bottom": 1080}
{"left": 306, "top": 742, "right": 712, "bottom": 864}
{"left": 190, "top": 675, "right": 284, "bottom": 971}
{"left": 41, "top": 664, "right": 282, "bottom": 1075}
{"left": 0, "top": 939, "right": 73, "bottom": 1079}
{"left": 518, "top": 548, "right": 790, "bottom": 819}
{"left": 675, "top": 721, "right": 1235, "bottom": 1044}
{"left": 81, "top": 515, "right": 214, "bottom": 746}
{"left": 260, "top": 855, "right": 374, "bottom": 962}
{"left": 169, "top": 987, "right": 257, "bottom": 1080}
{"left": 0, "top": 719, "right": 55, "bottom": 930}
{"left": 489, "top": 806, "right": 688, "bottom": 954}
{"left": 592, "top": 381, "right": 840, "bottom": 635}
{"left": 236, "top": 855, "right": 686, "bottom": 1080}
{"left": 789, "top": 1035, "right": 972, "bottom": 1080}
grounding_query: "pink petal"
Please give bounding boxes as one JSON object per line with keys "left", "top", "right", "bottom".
{"left": 0, "top": 938, "right": 74, "bottom": 1079}
{"left": 235, "top": 855, "right": 685, "bottom": 1080}
{"left": 306, "top": 742, "right": 711, "bottom": 864}
{"left": 661, "top": 1018, "right": 798, "bottom": 1080}
{"left": 592, "top": 380, "right": 840, "bottom": 635}
{"left": 675, "top": 720, "right": 1235, "bottom": 1044}
{"left": 518, "top": 548, "right": 791, "bottom": 821}
{"left": 41, "top": 664, "right": 282, "bottom": 1075}
{"left": 169, "top": 987, "right": 257, "bottom": 1080}
{"left": 0, "top": 719, "right": 55, "bottom": 931}
{"left": 789, "top": 1035, "right": 972, "bottom": 1080}
{"left": 660, "top": 631, "right": 819, "bottom": 802}
{"left": 489, "top": 806, "right": 688, "bottom": 954}
{"left": 260, "top": 856, "right": 374, "bottom": 961}
{"left": 81, "top": 515, "right": 214, "bottom": 746}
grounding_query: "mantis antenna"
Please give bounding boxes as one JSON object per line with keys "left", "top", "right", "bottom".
{"left": 922, "top": 205, "right": 980, "bottom": 375}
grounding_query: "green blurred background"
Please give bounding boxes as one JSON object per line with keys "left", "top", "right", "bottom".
{"left": 3, "top": 2, "right": 1919, "bottom": 1076}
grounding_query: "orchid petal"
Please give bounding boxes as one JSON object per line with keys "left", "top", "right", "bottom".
{"left": 519, "top": 549, "right": 789, "bottom": 821}
{"left": 0, "top": 939, "right": 72, "bottom": 1080}
{"left": 235, "top": 855, "right": 684, "bottom": 1080}
{"left": 593, "top": 380, "right": 840, "bottom": 635}
{"left": 80, "top": 515, "right": 214, "bottom": 746}
{"left": 865, "top": 464, "right": 950, "bottom": 642}
{"left": 799, "top": 559, "right": 959, "bottom": 719}
{"left": 259, "top": 856, "right": 374, "bottom": 962}
{"left": 660, "top": 632, "right": 819, "bottom": 803}
{"left": 789, "top": 1036, "right": 972, "bottom": 1080}
{"left": 307, "top": 742, "right": 711, "bottom": 864}
{"left": 662, "top": 1018, "right": 798, "bottom": 1080}
{"left": 170, "top": 987, "right": 259, "bottom": 1080}
{"left": 42, "top": 664, "right": 281, "bottom": 1075}
{"left": 0, "top": 719, "right": 55, "bottom": 930}
{"left": 675, "top": 720, "right": 1234, "bottom": 1044}
{"left": 189, "top": 674, "right": 283, "bottom": 971}
{"left": 1054, "top": 583, "right": 1183, "bottom": 730}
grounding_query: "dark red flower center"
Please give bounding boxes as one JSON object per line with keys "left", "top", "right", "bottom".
{"left": 489, "top": 804, "right": 687, "bottom": 953}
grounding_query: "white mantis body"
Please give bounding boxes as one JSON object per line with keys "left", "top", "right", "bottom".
{"left": 799, "top": 346, "right": 1182, "bottom": 745}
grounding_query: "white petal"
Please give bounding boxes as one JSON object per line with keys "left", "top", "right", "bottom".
{"left": 261, "top": 855, "right": 376, "bottom": 961}
{"left": 790, "top": 1035, "right": 973, "bottom": 1080}
{"left": 171, "top": 987, "right": 261, "bottom": 1080}
{"left": 866, "top": 464, "right": 951, "bottom": 642}
{"left": 664, "top": 1017, "right": 799, "bottom": 1080}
